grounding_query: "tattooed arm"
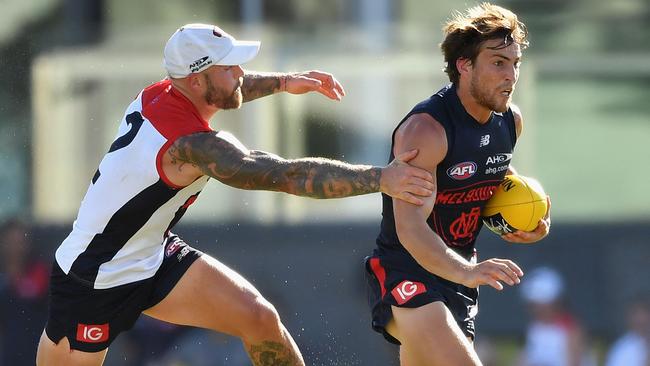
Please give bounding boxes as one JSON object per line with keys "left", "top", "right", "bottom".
{"left": 241, "top": 70, "right": 345, "bottom": 102}
{"left": 170, "top": 131, "right": 433, "bottom": 204}
{"left": 241, "top": 71, "right": 283, "bottom": 103}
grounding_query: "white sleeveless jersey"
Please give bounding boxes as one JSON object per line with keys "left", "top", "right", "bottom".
{"left": 55, "top": 79, "right": 212, "bottom": 289}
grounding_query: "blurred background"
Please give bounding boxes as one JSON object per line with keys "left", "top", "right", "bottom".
{"left": 1, "top": 0, "right": 649, "bottom": 365}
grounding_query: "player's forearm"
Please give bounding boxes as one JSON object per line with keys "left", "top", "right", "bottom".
{"left": 241, "top": 71, "right": 286, "bottom": 102}
{"left": 278, "top": 158, "right": 382, "bottom": 198}
{"left": 218, "top": 151, "right": 382, "bottom": 198}
{"left": 396, "top": 221, "right": 472, "bottom": 284}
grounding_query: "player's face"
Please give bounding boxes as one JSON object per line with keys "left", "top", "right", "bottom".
{"left": 203, "top": 65, "right": 244, "bottom": 110}
{"left": 469, "top": 39, "right": 521, "bottom": 113}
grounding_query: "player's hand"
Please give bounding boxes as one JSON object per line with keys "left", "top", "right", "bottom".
{"left": 502, "top": 195, "right": 551, "bottom": 244}
{"left": 284, "top": 70, "right": 346, "bottom": 101}
{"left": 380, "top": 149, "right": 434, "bottom": 206}
{"left": 463, "top": 258, "right": 524, "bottom": 290}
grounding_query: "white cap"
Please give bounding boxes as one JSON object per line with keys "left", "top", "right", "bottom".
{"left": 520, "top": 267, "right": 564, "bottom": 304}
{"left": 163, "top": 23, "right": 260, "bottom": 78}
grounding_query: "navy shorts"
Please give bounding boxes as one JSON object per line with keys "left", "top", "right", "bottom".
{"left": 364, "top": 250, "right": 479, "bottom": 345}
{"left": 45, "top": 235, "right": 202, "bottom": 352}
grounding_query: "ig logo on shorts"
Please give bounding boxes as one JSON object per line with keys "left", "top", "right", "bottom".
{"left": 391, "top": 280, "right": 426, "bottom": 305}
{"left": 76, "top": 323, "right": 109, "bottom": 343}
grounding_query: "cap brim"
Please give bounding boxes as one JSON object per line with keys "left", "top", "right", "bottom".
{"left": 217, "top": 40, "right": 260, "bottom": 66}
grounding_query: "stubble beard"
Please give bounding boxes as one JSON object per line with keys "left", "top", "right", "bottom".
{"left": 204, "top": 76, "right": 242, "bottom": 110}
{"left": 470, "top": 73, "right": 510, "bottom": 113}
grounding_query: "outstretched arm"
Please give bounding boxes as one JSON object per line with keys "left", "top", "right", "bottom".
{"left": 170, "top": 131, "right": 433, "bottom": 205}
{"left": 241, "top": 70, "right": 345, "bottom": 102}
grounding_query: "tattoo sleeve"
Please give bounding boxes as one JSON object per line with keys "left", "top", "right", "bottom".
{"left": 170, "top": 132, "right": 383, "bottom": 198}
{"left": 241, "top": 71, "right": 284, "bottom": 103}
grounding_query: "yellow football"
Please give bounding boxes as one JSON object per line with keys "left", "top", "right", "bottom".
{"left": 482, "top": 175, "right": 548, "bottom": 235}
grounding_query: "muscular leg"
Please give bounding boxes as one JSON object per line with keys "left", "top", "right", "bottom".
{"left": 36, "top": 330, "right": 108, "bottom": 366}
{"left": 387, "top": 302, "right": 482, "bottom": 366}
{"left": 143, "top": 255, "right": 304, "bottom": 366}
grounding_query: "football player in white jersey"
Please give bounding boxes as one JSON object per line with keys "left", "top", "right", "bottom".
{"left": 36, "top": 24, "right": 435, "bottom": 366}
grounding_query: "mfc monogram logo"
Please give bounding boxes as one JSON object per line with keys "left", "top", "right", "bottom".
{"left": 449, "top": 207, "right": 481, "bottom": 241}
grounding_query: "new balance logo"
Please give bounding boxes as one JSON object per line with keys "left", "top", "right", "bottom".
{"left": 479, "top": 134, "right": 490, "bottom": 147}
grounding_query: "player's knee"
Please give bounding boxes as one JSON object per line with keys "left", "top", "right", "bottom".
{"left": 250, "top": 298, "right": 282, "bottom": 331}
{"left": 240, "top": 297, "right": 282, "bottom": 339}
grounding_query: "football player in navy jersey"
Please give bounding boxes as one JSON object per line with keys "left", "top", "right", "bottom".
{"left": 36, "top": 24, "right": 434, "bottom": 366}
{"left": 365, "top": 4, "right": 550, "bottom": 365}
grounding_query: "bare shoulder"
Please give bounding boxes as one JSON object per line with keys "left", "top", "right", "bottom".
{"left": 394, "top": 113, "right": 447, "bottom": 171}
{"left": 510, "top": 103, "right": 523, "bottom": 138}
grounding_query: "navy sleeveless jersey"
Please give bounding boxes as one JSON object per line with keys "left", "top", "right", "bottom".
{"left": 376, "top": 84, "right": 517, "bottom": 260}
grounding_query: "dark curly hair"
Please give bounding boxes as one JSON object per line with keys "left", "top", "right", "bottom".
{"left": 440, "top": 3, "right": 529, "bottom": 84}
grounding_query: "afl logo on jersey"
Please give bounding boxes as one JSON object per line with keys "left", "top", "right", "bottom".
{"left": 447, "top": 161, "right": 477, "bottom": 180}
